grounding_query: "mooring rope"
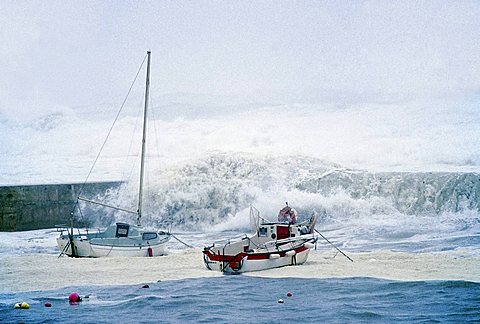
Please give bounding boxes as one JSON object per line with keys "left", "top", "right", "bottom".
{"left": 170, "top": 233, "right": 195, "bottom": 249}
{"left": 314, "top": 228, "right": 354, "bottom": 262}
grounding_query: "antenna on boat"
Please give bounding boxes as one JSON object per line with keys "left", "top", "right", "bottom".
{"left": 137, "top": 50, "right": 151, "bottom": 226}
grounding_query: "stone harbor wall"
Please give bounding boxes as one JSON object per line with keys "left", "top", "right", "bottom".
{"left": 0, "top": 182, "right": 121, "bottom": 231}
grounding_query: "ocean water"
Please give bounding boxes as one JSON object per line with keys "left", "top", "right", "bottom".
{"left": 1, "top": 277, "right": 479, "bottom": 323}
{"left": 1, "top": 226, "right": 479, "bottom": 323}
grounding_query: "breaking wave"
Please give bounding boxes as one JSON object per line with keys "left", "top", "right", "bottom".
{"left": 2, "top": 98, "right": 480, "bottom": 250}
{"left": 73, "top": 152, "right": 480, "bottom": 251}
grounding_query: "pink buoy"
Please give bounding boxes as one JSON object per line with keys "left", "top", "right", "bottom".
{"left": 68, "top": 292, "right": 81, "bottom": 303}
{"left": 287, "top": 292, "right": 293, "bottom": 297}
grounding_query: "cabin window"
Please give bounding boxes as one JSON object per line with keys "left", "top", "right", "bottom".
{"left": 142, "top": 232, "right": 157, "bottom": 240}
{"left": 259, "top": 227, "right": 267, "bottom": 237}
{"left": 116, "top": 223, "right": 129, "bottom": 237}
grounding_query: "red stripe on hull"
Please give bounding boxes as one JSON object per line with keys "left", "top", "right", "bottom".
{"left": 203, "top": 245, "right": 309, "bottom": 262}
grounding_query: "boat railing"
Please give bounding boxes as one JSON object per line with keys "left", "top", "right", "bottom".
{"left": 206, "top": 232, "right": 316, "bottom": 253}
{"left": 55, "top": 224, "right": 104, "bottom": 237}
{"left": 254, "top": 234, "right": 316, "bottom": 251}
{"left": 207, "top": 233, "right": 250, "bottom": 248}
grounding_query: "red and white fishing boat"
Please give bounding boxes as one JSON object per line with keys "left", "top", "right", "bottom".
{"left": 203, "top": 204, "right": 318, "bottom": 274}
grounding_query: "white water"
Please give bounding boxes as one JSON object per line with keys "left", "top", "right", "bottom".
{"left": 1, "top": 229, "right": 479, "bottom": 293}
{"left": 1, "top": 95, "right": 480, "bottom": 253}
{"left": 2, "top": 95, "right": 480, "bottom": 186}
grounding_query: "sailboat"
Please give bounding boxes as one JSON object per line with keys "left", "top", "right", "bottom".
{"left": 57, "top": 51, "right": 171, "bottom": 257}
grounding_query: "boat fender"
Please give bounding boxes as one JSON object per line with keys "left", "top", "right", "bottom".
{"left": 270, "top": 254, "right": 280, "bottom": 259}
{"left": 14, "top": 302, "right": 30, "bottom": 309}
{"left": 286, "top": 250, "right": 296, "bottom": 256}
{"left": 147, "top": 247, "right": 153, "bottom": 257}
{"left": 304, "top": 242, "right": 314, "bottom": 249}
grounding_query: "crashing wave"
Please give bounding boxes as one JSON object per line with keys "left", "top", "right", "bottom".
{"left": 77, "top": 153, "right": 480, "bottom": 234}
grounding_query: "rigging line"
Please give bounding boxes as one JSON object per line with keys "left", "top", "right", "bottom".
{"left": 150, "top": 96, "right": 161, "bottom": 160}
{"left": 122, "top": 95, "right": 144, "bottom": 182}
{"left": 75, "top": 53, "right": 148, "bottom": 209}
{"left": 170, "top": 233, "right": 195, "bottom": 249}
{"left": 314, "top": 228, "right": 354, "bottom": 262}
{"left": 77, "top": 196, "right": 137, "bottom": 214}
{"left": 122, "top": 112, "right": 143, "bottom": 185}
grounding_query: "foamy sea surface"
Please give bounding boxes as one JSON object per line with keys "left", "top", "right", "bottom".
{"left": 1, "top": 227, "right": 479, "bottom": 323}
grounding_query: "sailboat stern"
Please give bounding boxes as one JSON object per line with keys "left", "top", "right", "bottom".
{"left": 56, "top": 235, "right": 96, "bottom": 257}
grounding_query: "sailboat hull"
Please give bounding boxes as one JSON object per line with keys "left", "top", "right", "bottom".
{"left": 57, "top": 223, "right": 171, "bottom": 257}
{"left": 90, "top": 241, "right": 168, "bottom": 257}
{"left": 57, "top": 236, "right": 169, "bottom": 257}
{"left": 57, "top": 237, "right": 95, "bottom": 257}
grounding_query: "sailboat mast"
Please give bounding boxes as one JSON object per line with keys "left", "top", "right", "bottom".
{"left": 137, "top": 50, "right": 151, "bottom": 226}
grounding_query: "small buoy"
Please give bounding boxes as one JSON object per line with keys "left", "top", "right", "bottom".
{"left": 157, "top": 279, "right": 162, "bottom": 283}
{"left": 14, "top": 302, "right": 30, "bottom": 309}
{"left": 278, "top": 299, "right": 284, "bottom": 304}
{"left": 142, "top": 284, "right": 149, "bottom": 288}
{"left": 287, "top": 292, "right": 293, "bottom": 297}
{"left": 44, "top": 302, "right": 52, "bottom": 307}
{"left": 68, "top": 292, "right": 82, "bottom": 303}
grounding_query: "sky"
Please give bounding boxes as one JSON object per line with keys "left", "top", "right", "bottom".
{"left": 1, "top": 1, "right": 480, "bottom": 119}
{"left": 1, "top": 1, "right": 480, "bottom": 185}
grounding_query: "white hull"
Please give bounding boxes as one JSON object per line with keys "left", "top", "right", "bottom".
{"left": 57, "top": 237, "right": 94, "bottom": 257}
{"left": 204, "top": 247, "right": 311, "bottom": 274}
{"left": 203, "top": 207, "right": 318, "bottom": 274}
{"left": 57, "top": 237, "right": 168, "bottom": 257}
{"left": 90, "top": 242, "right": 168, "bottom": 257}
{"left": 57, "top": 224, "right": 171, "bottom": 258}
